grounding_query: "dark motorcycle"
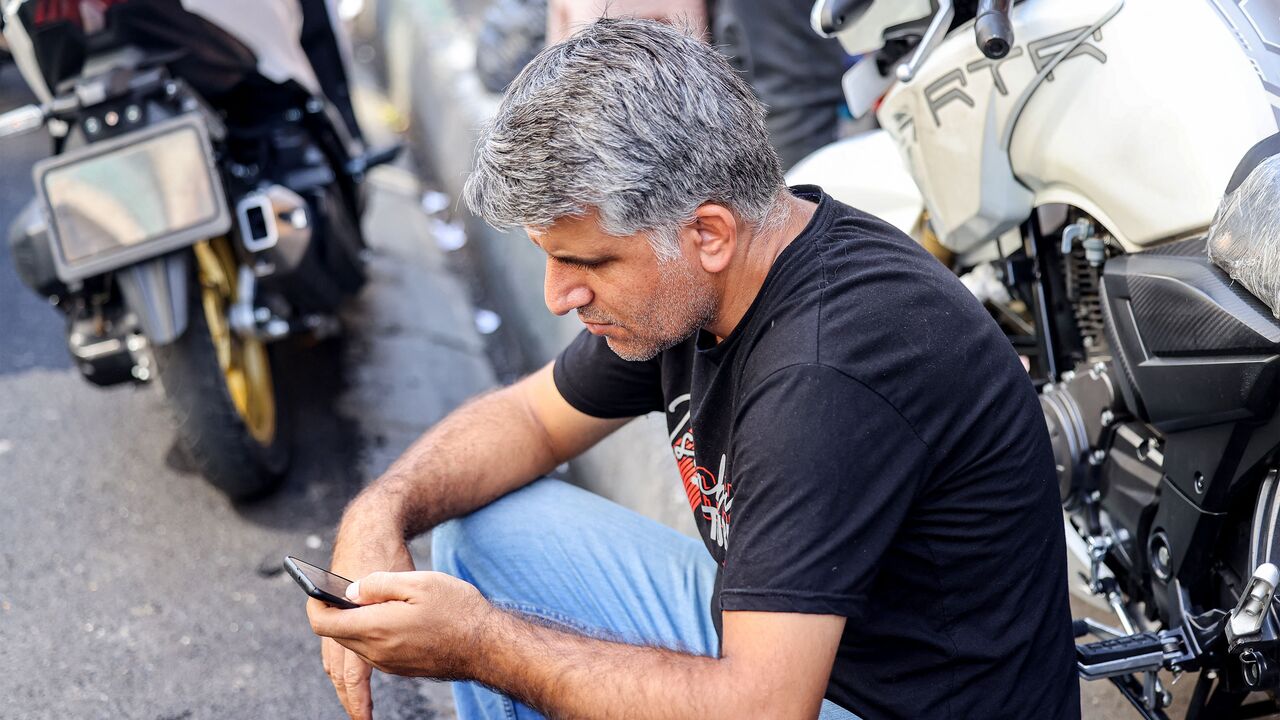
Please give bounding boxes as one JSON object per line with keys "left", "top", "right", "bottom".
{"left": 1, "top": 0, "right": 396, "bottom": 498}
{"left": 1033, "top": 138, "right": 1280, "bottom": 720}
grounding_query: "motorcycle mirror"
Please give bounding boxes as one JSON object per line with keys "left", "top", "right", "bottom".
{"left": 0, "top": 104, "right": 44, "bottom": 138}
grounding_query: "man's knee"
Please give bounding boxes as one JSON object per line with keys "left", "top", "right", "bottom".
{"left": 430, "top": 517, "right": 466, "bottom": 577}
{"left": 431, "top": 477, "right": 579, "bottom": 577}
{"left": 429, "top": 503, "right": 509, "bottom": 579}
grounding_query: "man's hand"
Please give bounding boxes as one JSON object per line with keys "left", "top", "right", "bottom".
{"left": 318, "top": 541, "right": 415, "bottom": 720}
{"left": 310, "top": 567, "right": 846, "bottom": 719}
{"left": 307, "top": 362, "right": 631, "bottom": 718}
{"left": 309, "top": 571, "right": 493, "bottom": 679}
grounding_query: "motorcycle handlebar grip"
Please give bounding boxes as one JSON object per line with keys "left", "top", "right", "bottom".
{"left": 975, "top": 0, "right": 1014, "bottom": 59}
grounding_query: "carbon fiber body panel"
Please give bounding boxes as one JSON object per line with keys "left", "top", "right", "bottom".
{"left": 1102, "top": 242, "right": 1280, "bottom": 433}
{"left": 1129, "top": 271, "right": 1280, "bottom": 356}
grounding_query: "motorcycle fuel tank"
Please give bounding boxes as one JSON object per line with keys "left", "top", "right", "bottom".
{"left": 877, "top": 0, "right": 1278, "bottom": 254}
{"left": 786, "top": 128, "right": 924, "bottom": 235}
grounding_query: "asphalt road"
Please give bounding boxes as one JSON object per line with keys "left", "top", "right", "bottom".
{"left": 0, "top": 61, "right": 462, "bottom": 719}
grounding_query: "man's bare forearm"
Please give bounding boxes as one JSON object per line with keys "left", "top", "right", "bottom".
{"left": 337, "top": 384, "right": 561, "bottom": 551}
{"left": 466, "top": 609, "right": 790, "bottom": 720}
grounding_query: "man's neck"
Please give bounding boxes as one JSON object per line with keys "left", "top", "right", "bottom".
{"left": 705, "top": 193, "right": 818, "bottom": 341}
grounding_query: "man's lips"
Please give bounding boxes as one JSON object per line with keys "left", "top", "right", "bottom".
{"left": 577, "top": 311, "right": 613, "bottom": 333}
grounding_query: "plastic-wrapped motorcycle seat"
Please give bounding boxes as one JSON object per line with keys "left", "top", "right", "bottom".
{"left": 14, "top": 0, "right": 356, "bottom": 132}
{"left": 1207, "top": 134, "right": 1280, "bottom": 319}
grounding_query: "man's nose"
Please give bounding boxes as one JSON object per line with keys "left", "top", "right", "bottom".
{"left": 544, "top": 262, "right": 593, "bottom": 316}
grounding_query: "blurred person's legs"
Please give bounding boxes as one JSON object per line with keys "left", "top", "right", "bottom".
{"left": 712, "top": 0, "right": 847, "bottom": 170}
{"left": 548, "top": 0, "right": 708, "bottom": 44}
{"left": 546, "top": 0, "right": 845, "bottom": 169}
{"left": 431, "top": 478, "right": 858, "bottom": 719}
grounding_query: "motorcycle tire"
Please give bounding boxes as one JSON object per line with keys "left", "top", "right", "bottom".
{"left": 153, "top": 241, "right": 290, "bottom": 500}
{"left": 317, "top": 184, "right": 367, "bottom": 296}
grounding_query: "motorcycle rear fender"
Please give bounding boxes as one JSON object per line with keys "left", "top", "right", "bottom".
{"left": 7, "top": 199, "right": 191, "bottom": 345}
{"left": 116, "top": 253, "right": 191, "bottom": 346}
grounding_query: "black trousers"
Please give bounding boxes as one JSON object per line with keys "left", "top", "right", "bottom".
{"left": 711, "top": 0, "right": 847, "bottom": 170}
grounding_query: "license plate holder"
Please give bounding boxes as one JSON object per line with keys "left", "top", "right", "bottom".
{"left": 34, "top": 114, "right": 231, "bottom": 283}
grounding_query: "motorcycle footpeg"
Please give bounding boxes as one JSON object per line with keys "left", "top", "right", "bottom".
{"left": 345, "top": 143, "right": 404, "bottom": 177}
{"left": 1077, "top": 632, "right": 1167, "bottom": 679}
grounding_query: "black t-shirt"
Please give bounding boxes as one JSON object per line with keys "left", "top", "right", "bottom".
{"left": 552, "top": 187, "right": 1079, "bottom": 719}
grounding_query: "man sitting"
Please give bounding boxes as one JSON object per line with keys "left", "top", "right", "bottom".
{"left": 308, "top": 18, "right": 1079, "bottom": 720}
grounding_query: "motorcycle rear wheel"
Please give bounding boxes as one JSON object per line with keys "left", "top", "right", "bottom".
{"left": 153, "top": 238, "right": 289, "bottom": 500}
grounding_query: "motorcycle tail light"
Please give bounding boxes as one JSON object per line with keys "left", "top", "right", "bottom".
{"left": 29, "top": 0, "right": 130, "bottom": 34}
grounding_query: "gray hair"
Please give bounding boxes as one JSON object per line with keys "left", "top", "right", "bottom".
{"left": 463, "top": 17, "right": 787, "bottom": 260}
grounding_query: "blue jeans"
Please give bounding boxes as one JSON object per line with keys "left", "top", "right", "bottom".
{"left": 431, "top": 478, "right": 858, "bottom": 720}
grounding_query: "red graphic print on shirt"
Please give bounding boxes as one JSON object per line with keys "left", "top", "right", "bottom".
{"left": 667, "top": 394, "right": 732, "bottom": 550}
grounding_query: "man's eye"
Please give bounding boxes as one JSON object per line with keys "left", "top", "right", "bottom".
{"left": 560, "top": 258, "right": 603, "bottom": 270}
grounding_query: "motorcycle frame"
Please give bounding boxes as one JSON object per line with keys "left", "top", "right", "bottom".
{"left": 1010, "top": 210, "right": 1280, "bottom": 717}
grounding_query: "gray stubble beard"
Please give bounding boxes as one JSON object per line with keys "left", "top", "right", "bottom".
{"left": 605, "top": 259, "right": 718, "bottom": 362}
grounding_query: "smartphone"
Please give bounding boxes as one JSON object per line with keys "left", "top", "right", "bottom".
{"left": 284, "top": 555, "right": 360, "bottom": 609}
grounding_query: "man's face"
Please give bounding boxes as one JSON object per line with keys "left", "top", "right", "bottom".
{"left": 530, "top": 212, "right": 718, "bottom": 361}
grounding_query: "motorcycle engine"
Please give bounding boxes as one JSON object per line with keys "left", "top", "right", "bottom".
{"left": 1041, "top": 363, "right": 1120, "bottom": 507}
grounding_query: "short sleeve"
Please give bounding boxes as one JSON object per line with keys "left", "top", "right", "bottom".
{"left": 552, "top": 330, "right": 665, "bottom": 419}
{"left": 720, "top": 363, "right": 931, "bottom": 621}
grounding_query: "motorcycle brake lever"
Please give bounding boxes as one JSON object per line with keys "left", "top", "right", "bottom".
{"left": 896, "top": 0, "right": 954, "bottom": 83}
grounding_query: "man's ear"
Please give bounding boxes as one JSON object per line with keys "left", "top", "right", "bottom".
{"left": 687, "top": 203, "right": 737, "bottom": 274}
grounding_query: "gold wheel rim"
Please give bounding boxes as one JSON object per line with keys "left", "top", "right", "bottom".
{"left": 194, "top": 239, "right": 277, "bottom": 446}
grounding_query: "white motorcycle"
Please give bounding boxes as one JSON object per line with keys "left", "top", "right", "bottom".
{"left": 795, "top": 1, "right": 1280, "bottom": 717}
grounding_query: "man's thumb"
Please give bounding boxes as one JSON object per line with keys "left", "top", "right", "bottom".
{"left": 344, "top": 579, "right": 363, "bottom": 602}
{"left": 346, "top": 571, "right": 418, "bottom": 604}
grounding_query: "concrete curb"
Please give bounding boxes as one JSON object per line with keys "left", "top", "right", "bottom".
{"left": 378, "top": 0, "right": 568, "bottom": 363}
{"left": 338, "top": 58, "right": 512, "bottom": 718}
{"left": 374, "top": 0, "right": 695, "bottom": 535}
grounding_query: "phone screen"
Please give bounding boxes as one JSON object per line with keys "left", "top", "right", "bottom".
{"left": 284, "top": 556, "right": 358, "bottom": 608}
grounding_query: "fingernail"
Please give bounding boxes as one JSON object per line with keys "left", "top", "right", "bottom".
{"left": 345, "top": 581, "right": 360, "bottom": 601}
